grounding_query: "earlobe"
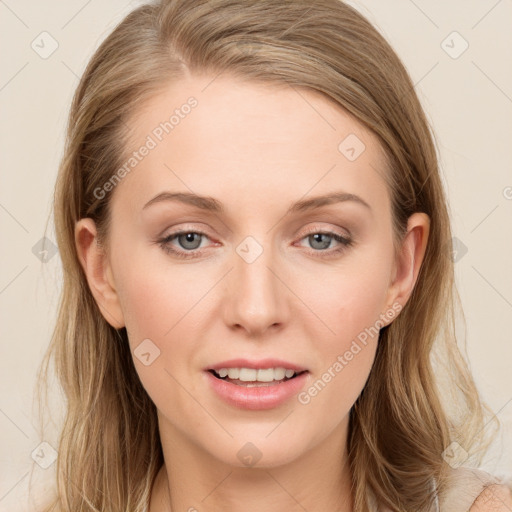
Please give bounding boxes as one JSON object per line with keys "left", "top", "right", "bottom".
{"left": 74, "top": 218, "right": 125, "bottom": 329}
{"left": 385, "top": 212, "right": 430, "bottom": 313}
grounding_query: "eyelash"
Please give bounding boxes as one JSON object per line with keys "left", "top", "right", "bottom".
{"left": 156, "top": 228, "right": 353, "bottom": 260}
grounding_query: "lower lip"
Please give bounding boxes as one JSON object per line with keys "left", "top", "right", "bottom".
{"left": 204, "top": 370, "right": 309, "bottom": 410}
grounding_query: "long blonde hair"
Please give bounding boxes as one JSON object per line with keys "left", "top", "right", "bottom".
{"left": 35, "top": 0, "right": 497, "bottom": 510}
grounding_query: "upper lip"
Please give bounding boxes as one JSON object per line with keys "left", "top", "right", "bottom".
{"left": 206, "top": 358, "right": 308, "bottom": 372}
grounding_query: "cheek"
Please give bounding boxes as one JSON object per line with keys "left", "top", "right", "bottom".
{"left": 293, "top": 255, "right": 391, "bottom": 413}
{"left": 115, "top": 262, "right": 204, "bottom": 417}
{"left": 297, "top": 255, "right": 391, "bottom": 347}
{"left": 116, "top": 252, "right": 202, "bottom": 344}
{"left": 114, "top": 250, "right": 214, "bottom": 374}
{"left": 295, "top": 288, "right": 382, "bottom": 426}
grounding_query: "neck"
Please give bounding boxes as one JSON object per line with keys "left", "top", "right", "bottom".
{"left": 149, "top": 414, "right": 354, "bottom": 512}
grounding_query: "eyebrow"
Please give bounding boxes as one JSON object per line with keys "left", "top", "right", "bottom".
{"left": 142, "top": 190, "right": 372, "bottom": 214}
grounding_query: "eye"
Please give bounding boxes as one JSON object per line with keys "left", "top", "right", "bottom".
{"left": 156, "top": 228, "right": 353, "bottom": 260}
{"left": 297, "top": 230, "right": 353, "bottom": 257}
{"left": 157, "top": 230, "right": 212, "bottom": 259}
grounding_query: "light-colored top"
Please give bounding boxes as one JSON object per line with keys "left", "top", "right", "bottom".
{"left": 368, "top": 466, "right": 509, "bottom": 512}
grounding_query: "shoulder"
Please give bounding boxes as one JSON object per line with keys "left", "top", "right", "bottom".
{"left": 469, "top": 483, "right": 512, "bottom": 511}
{"left": 438, "top": 466, "right": 511, "bottom": 512}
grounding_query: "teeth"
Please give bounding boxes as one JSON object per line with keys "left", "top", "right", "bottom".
{"left": 213, "top": 367, "right": 299, "bottom": 382}
{"left": 227, "top": 368, "right": 239, "bottom": 379}
{"left": 256, "top": 368, "right": 278, "bottom": 382}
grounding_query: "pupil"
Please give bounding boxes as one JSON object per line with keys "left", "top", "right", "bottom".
{"left": 311, "top": 233, "right": 330, "bottom": 250}
{"left": 180, "top": 232, "right": 201, "bottom": 249}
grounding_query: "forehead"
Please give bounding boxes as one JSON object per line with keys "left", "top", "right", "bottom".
{"left": 111, "top": 73, "right": 390, "bottom": 221}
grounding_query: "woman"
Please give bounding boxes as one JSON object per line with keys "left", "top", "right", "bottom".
{"left": 35, "top": 0, "right": 512, "bottom": 510}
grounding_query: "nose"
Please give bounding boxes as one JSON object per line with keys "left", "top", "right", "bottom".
{"left": 222, "top": 240, "right": 289, "bottom": 337}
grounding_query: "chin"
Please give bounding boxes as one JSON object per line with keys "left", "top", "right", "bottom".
{"left": 203, "top": 430, "right": 315, "bottom": 470}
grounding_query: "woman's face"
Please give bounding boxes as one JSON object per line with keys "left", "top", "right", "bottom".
{"left": 77, "top": 73, "right": 427, "bottom": 469}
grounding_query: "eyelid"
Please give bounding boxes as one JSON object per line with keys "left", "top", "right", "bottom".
{"left": 299, "top": 224, "right": 351, "bottom": 240}
{"left": 160, "top": 222, "right": 351, "bottom": 241}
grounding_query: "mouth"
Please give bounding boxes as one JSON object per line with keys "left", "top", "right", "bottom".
{"left": 207, "top": 367, "right": 309, "bottom": 387}
{"left": 204, "top": 363, "right": 310, "bottom": 410}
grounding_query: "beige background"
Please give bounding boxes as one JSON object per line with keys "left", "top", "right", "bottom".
{"left": 0, "top": 0, "right": 511, "bottom": 510}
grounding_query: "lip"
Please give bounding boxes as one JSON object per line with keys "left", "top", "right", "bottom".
{"left": 204, "top": 369, "right": 310, "bottom": 410}
{"left": 205, "top": 358, "right": 308, "bottom": 372}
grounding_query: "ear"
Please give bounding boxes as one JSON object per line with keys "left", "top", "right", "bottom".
{"left": 74, "top": 218, "right": 125, "bottom": 329}
{"left": 384, "top": 212, "right": 430, "bottom": 314}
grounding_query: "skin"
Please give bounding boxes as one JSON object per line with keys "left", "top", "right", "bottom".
{"left": 75, "top": 73, "right": 431, "bottom": 512}
{"left": 470, "top": 484, "right": 512, "bottom": 511}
